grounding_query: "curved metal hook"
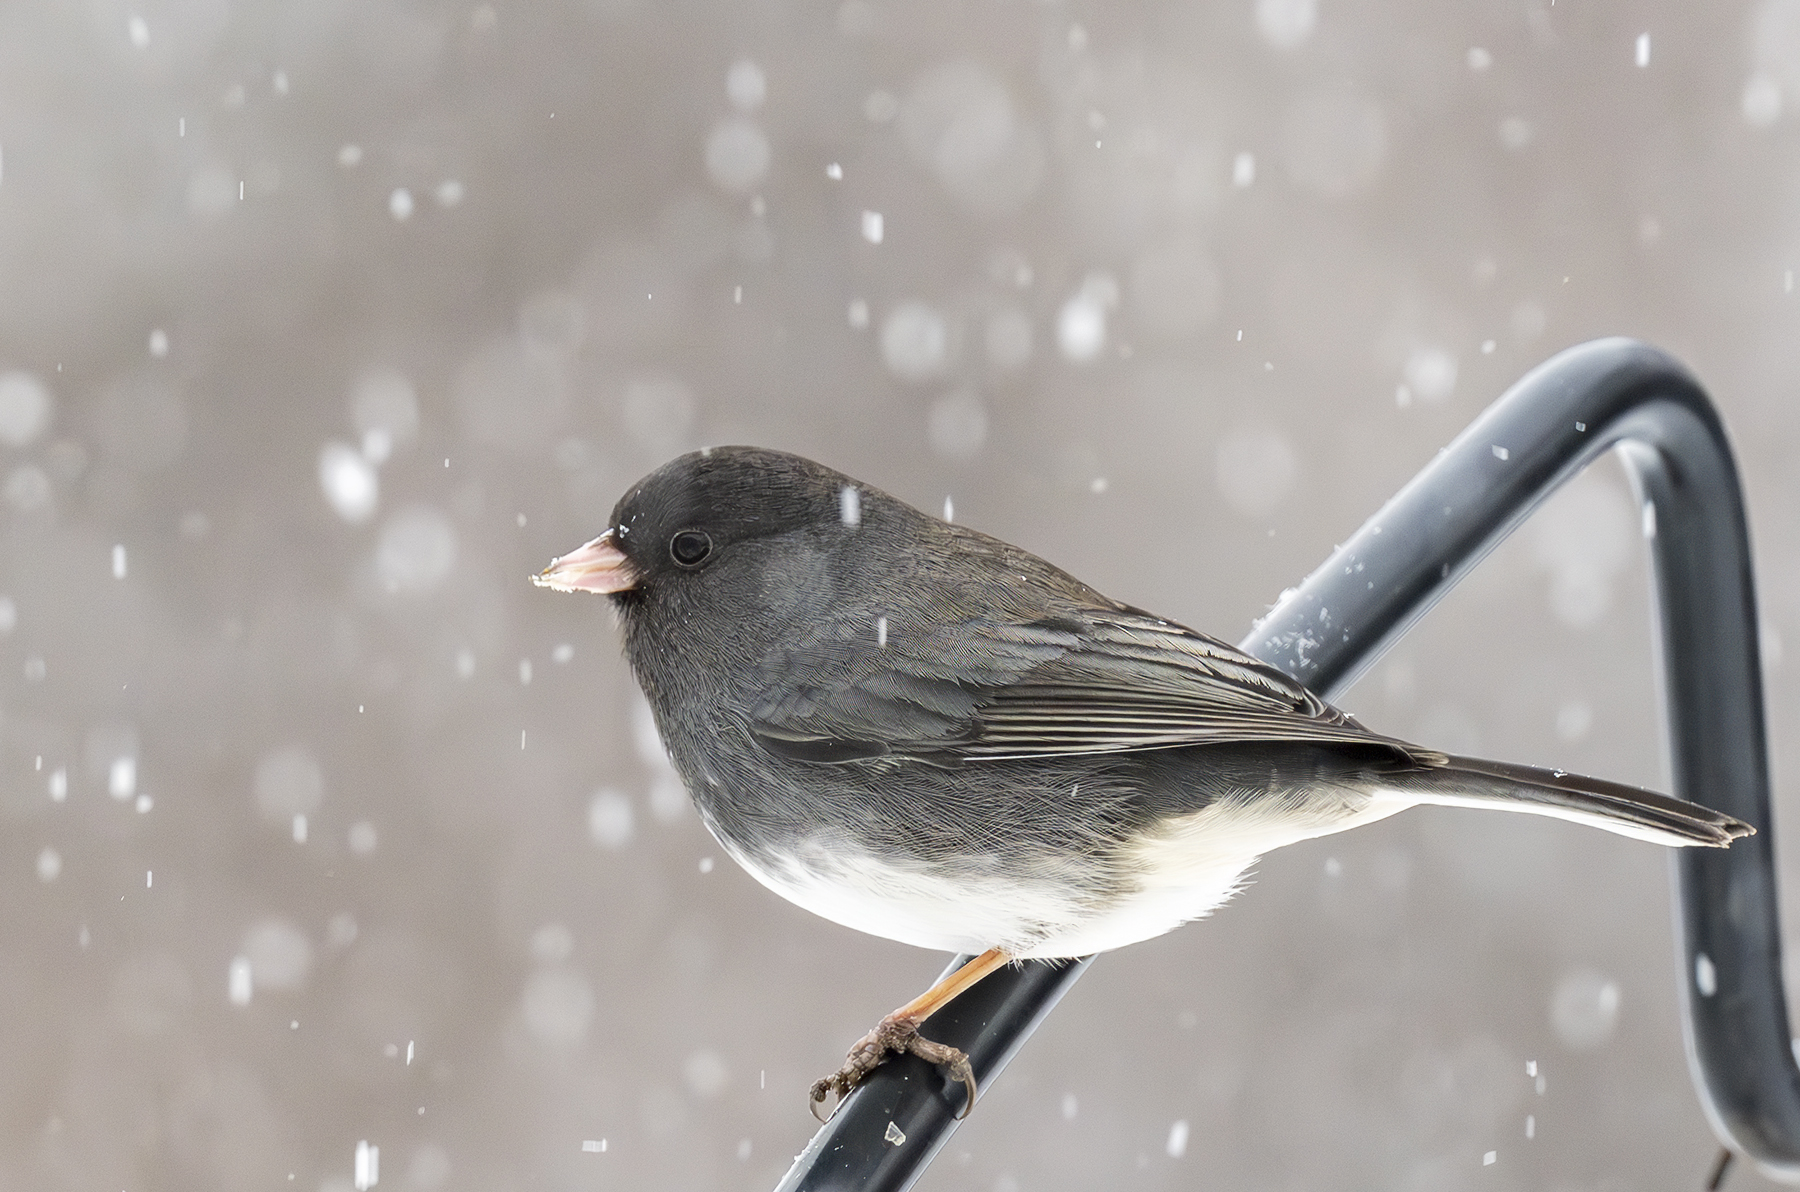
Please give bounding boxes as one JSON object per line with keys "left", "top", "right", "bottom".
{"left": 1246, "top": 338, "right": 1797, "bottom": 1177}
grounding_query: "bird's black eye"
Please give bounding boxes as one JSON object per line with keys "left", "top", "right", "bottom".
{"left": 669, "top": 529, "right": 713, "bottom": 567}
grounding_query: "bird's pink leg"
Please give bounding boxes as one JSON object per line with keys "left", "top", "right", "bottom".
{"left": 809, "top": 947, "right": 1009, "bottom": 1122}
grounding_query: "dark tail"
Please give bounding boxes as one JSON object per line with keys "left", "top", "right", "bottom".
{"left": 1382, "top": 754, "right": 1753, "bottom": 848}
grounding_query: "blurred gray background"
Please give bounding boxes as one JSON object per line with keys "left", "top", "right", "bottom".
{"left": 5, "top": 0, "right": 1800, "bottom": 1189}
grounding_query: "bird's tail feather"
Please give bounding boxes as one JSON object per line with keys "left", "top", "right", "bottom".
{"left": 1382, "top": 754, "right": 1753, "bottom": 848}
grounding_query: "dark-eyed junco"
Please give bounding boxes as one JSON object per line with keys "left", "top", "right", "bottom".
{"left": 534, "top": 446, "right": 1751, "bottom": 1120}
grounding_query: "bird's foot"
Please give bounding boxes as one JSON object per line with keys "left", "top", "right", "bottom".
{"left": 808, "top": 1013, "right": 977, "bottom": 1123}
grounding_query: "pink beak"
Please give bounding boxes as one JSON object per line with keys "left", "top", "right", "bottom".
{"left": 532, "top": 530, "right": 641, "bottom": 594}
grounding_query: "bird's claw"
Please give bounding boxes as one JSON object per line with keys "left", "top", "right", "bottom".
{"left": 808, "top": 1078, "right": 840, "bottom": 1123}
{"left": 909, "top": 1037, "right": 978, "bottom": 1119}
{"left": 808, "top": 1015, "right": 978, "bottom": 1123}
{"left": 809, "top": 1018, "right": 903, "bottom": 1123}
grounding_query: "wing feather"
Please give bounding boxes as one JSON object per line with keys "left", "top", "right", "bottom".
{"left": 745, "top": 604, "right": 1423, "bottom": 765}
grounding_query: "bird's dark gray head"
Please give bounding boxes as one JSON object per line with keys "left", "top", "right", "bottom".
{"left": 609, "top": 446, "right": 864, "bottom": 594}
{"left": 534, "top": 446, "right": 921, "bottom": 671}
{"left": 612, "top": 442, "right": 892, "bottom": 601}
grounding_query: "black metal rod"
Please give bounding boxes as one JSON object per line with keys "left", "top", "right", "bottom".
{"left": 773, "top": 338, "right": 1797, "bottom": 1189}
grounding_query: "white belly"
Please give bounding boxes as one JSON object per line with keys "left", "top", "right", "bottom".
{"left": 726, "top": 832, "right": 1094, "bottom": 956}
{"left": 719, "top": 788, "right": 1403, "bottom": 959}
{"left": 1030, "top": 788, "right": 1403, "bottom": 956}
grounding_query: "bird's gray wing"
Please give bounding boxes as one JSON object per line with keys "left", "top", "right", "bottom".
{"left": 745, "top": 612, "right": 1071, "bottom": 763}
{"left": 746, "top": 605, "right": 1430, "bottom": 765}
